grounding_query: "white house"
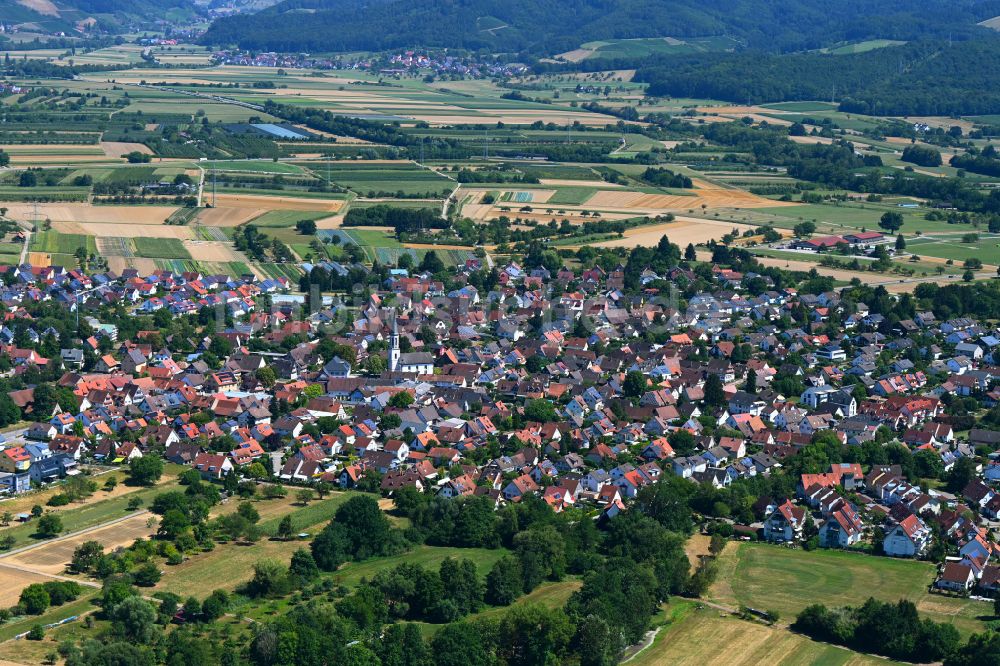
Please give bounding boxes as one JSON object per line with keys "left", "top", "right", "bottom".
{"left": 883, "top": 514, "right": 931, "bottom": 558}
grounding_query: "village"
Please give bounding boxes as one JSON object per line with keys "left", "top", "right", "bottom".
{"left": 0, "top": 246, "right": 996, "bottom": 615}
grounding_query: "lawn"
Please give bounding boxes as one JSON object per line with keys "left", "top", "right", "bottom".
{"left": 710, "top": 542, "right": 990, "bottom": 638}
{"left": 132, "top": 237, "right": 191, "bottom": 260}
{"left": 630, "top": 605, "right": 895, "bottom": 666}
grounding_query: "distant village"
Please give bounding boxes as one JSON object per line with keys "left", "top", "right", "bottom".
{"left": 209, "top": 49, "right": 528, "bottom": 78}
{"left": 0, "top": 251, "right": 999, "bottom": 600}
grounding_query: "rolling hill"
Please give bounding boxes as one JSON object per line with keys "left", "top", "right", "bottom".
{"left": 0, "top": 0, "right": 196, "bottom": 34}
{"left": 200, "top": 0, "right": 1000, "bottom": 55}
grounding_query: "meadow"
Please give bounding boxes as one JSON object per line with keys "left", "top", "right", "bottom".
{"left": 709, "top": 542, "right": 990, "bottom": 638}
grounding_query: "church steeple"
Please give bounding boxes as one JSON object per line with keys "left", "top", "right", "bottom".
{"left": 389, "top": 312, "right": 401, "bottom": 372}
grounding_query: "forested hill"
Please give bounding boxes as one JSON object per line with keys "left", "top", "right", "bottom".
{"left": 200, "top": 0, "right": 1000, "bottom": 55}
{"left": 636, "top": 38, "right": 1000, "bottom": 116}
{"left": 0, "top": 0, "right": 195, "bottom": 34}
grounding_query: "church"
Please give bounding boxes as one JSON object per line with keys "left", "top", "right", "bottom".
{"left": 389, "top": 316, "right": 434, "bottom": 375}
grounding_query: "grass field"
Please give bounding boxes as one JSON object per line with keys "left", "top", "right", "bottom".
{"left": 30, "top": 231, "right": 96, "bottom": 255}
{"left": 0, "top": 478, "right": 180, "bottom": 550}
{"left": 710, "top": 542, "right": 990, "bottom": 637}
{"left": 133, "top": 237, "right": 191, "bottom": 259}
{"left": 247, "top": 210, "right": 334, "bottom": 228}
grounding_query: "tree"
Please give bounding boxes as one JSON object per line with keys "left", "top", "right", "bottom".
{"left": 388, "top": 391, "right": 414, "bottom": 409}
{"left": 684, "top": 243, "right": 697, "bottom": 261}
{"left": 704, "top": 373, "right": 725, "bottom": 407}
{"left": 895, "top": 234, "right": 906, "bottom": 250}
{"left": 311, "top": 495, "right": 394, "bottom": 570}
{"left": 70, "top": 540, "right": 104, "bottom": 573}
{"left": 109, "top": 597, "right": 158, "bottom": 644}
{"left": 255, "top": 366, "right": 276, "bottom": 388}
{"left": 514, "top": 527, "right": 566, "bottom": 593}
{"left": 419, "top": 250, "right": 445, "bottom": 273}
{"left": 237, "top": 501, "right": 260, "bottom": 524}
{"left": 36, "top": 512, "right": 62, "bottom": 538}
{"left": 289, "top": 548, "right": 319, "bottom": 584}
{"left": 745, "top": 368, "right": 757, "bottom": 394}
{"left": 248, "top": 559, "right": 288, "bottom": 598}
{"left": 879, "top": 211, "right": 904, "bottom": 233}
{"left": 947, "top": 456, "right": 976, "bottom": 492}
{"left": 296, "top": 489, "right": 314, "bottom": 505}
{"left": 523, "top": 398, "right": 558, "bottom": 423}
{"left": 485, "top": 556, "right": 523, "bottom": 606}
{"left": 495, "top": 603, "right": 573, "bottom": 666}
{"left": 623, "top": 371, "right": 647, "bottom": 398}
{"left": 129, "top": 456, "right": 164, "bottom": 486}
{"left": 19, "top": 171, "right": 37, "bottom": 188}
{"left": 19, "top": 585, "right": 50, "bottom": 614}
{"left": 132, "top": 562, "right": 161, "bottom": 587}
{"left": 276, "top": 515, "right": 294, "bottom": 540}
{"left": 200, "top": 589, "right": 229, "bottom": 622}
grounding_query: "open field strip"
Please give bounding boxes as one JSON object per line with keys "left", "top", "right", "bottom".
{"left": 710, "top": 542, "right": 989, "bottom": 637}
{"left": 4, "top": 203, "right": 180, "bottom": 226}
{"left": 210, "top": 193, "right": 345, "bottom": 212}
{"left": 629, "top": 606, "right": 893, "bottom": 666}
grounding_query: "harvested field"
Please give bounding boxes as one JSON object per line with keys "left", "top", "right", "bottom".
{"left": 26, "top": 252, "right": 49, "bottom": 266}
{"left": 211, "top": 193, "right": 344, "bottom": 212}
{"left": 539, "top": 179, "right": 621, "bottom": 188}
{"left": 585, "top": 180, "right": 792, "bottom": 211}
{"left": 0, "top": 566, "right": 54, "bottom": 607}
{"left": 99, "top": 141, "right": 153, "bottom": 157}
{"left": 789, "top": 135, "right": 835, "bottom": 145}
{"left": 197, "top": 206, "right": 266, "bottom": 227}
{"left": 632, "top": 609, "right": 886, "bottom": 666}
{"left": 4, "top": 203, "right": 180, "bottom": 225}
{"left": 1, "top": 513, "right": 157, "bottom": 575}
{"left": 75, "top": 223, "right": 195, "bottom": 239}
{"left": 186, "top": 241, "right": 244, "bottom": 263}
{"left": 592, "top": 217, "right": 755, "bottom": 248}
{"left": 107, "top": 257, "right": 157, "bottom": 274}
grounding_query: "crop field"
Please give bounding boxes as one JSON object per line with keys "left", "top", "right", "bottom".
{"left": 246, "top": 210, "right": 335, "bottom": 228}
{"left": 31, "top": 231, "right": 96, "bottom": 255}
{"left": 203, "top": 160, "right": 305, "bottom": 174}
{"left": 319, "top": 162, "right": 453, "bottom": 196}
{"left": 79, "top": 66, "right": 621, "bottom": 126}
{"left": 133, "top": 237, "right": 191, "bottom": 260}
{"left": 710, "top": 542, "right": 989, "bottom": 638}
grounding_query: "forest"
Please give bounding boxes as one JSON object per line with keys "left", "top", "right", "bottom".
{"left": 200, "top": 0, "right": 1000, "bottom": 56}
{"left": 636, "top": 38, "right": 1000, "bottom": 115}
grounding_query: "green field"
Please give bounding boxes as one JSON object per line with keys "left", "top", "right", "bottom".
{"left": 575, "top": 35, "right": 739, "bottom": 59}
{"left": 711, "top": 543, "right": 989, "bottom": 638}
{"left": 247, "top": 210, "right": 334, "bottom": 228}
{"left": 31, "top": 231, "right": 96, "bottom": 255}
{"left": 133, "top": 238, "right": 191, "bottom": 260}
{"left": 0, "top": 479, "right": 181, "bottom": 550}
{"left": 203, "top": 160, "right": 305, "bottom": 174}
{"left": 546, "top": 187, "right": 598, "bottom": 205}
